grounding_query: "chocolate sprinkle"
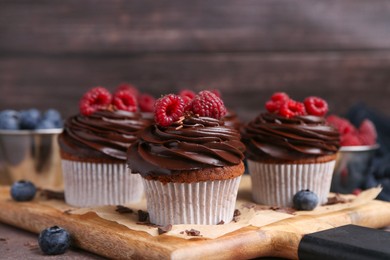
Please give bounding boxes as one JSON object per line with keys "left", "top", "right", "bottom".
{"left": 185, "top": 229, "right": 201, "bottom": 236}
{"left": 39, "top": 189, "right": 65, "bottom": 200}
{"left": 138, "top": 210, "right": 149, "bottom": 222}
{"left": 233, "top": 209, "right": 241, "bottom": 222}
{"left": 116, "top": 205, "right": 134, "bottom": 214}
{"left": 158, "top": 224, "right": 172, "bottom": 235}
{"left": 326, "top": 193, "right": 353, "bottom": 205}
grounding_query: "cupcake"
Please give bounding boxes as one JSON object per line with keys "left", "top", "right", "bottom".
{"left": 59, "top": 87, "right": 152, "bottom": 207}
{"left": 127, "top": 91, "right": 245, "bottom": 225}
{"left": 241, "top": 92, "right": 340, "bottom": 207}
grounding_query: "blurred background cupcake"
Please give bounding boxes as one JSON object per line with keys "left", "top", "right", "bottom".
{"left": 241, "top": 92, "right": 340, "bottom": 207}
{"left": 58, "top": 86, "right": 152, "bottom": 207}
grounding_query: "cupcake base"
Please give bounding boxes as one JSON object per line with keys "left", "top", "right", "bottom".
{"left": 142, "top": 176, "right": 242, "bottom": 226}
{"left": 62, "top": 160, "right": 143, "bottom": 207}
{"left": 248, "top": 160, "right": 336, "bottom": 207}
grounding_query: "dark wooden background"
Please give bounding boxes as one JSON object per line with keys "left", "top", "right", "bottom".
{"left": 1, "top": 0, "right": 390, "bottom": 122}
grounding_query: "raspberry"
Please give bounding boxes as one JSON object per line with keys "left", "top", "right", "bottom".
{"left": 340, "top": 133, "right": 362, "bottom": 146}
{"left": 191, "top": 90, "right": 227, "bottom": 119}
{"left": 115, "top": 83, "right": 139, "bottom": 97}
{"left": 210, "top": 89, "right": 221, "bottom": 98}
{"left": 278, "top": 100, "right": 306, "bottom": 118}
{"left": 154, "top": 94, "right": 185, "bottom": 126}
{"left": 358, "top": 119, "right": 377, "bottom": 145}
{"left": 265, "top": 92, "right": 290, "bottom": 113}
{"left": 112, "top": 90, "right": 138, "bottom": 112}
{"left": 304, "top": 96, "right": 328, "bottom": 116}
{"left": 138, "top": 94, "right": 156, "bottom": 112}
{"left": 270, "top": 92, "right": 289, "bottom": 103}
{"left": 79, "top": 87, "right": 112, "bottom": 116}
{"left": 179, "top": 90, "right": 196, "bottom": 111}
{"left": 326, "top": 115, "right": 357, "bottom": 135}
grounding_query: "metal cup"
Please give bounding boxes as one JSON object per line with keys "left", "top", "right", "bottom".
{"left": 0, "top": 129, "right": 63, "bottom": 190}
{"left": 331, "top": 144, "right": 379, "bottom": 194}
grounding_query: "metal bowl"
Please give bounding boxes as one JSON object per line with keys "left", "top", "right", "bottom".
{"left": 331, "top": 144, "right": 379, "bottom": 194}
{"left": 0, "top": 129, "right": 63, "bottom": 190}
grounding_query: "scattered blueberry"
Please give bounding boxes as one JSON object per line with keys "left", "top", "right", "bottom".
{"left": 293, "top": 189, "right": 319, "bottom": 210}
{"left": 20, "top": 109, "right": 41, "bottom": 129}
{"left": 10, "top": 180, "right": 36, "bottom": 201}
{"left": 0, "top": 110, "right": 19, "bottom": 130}
{"left": 38, "top": 226, "right": 71, "bottom": 255}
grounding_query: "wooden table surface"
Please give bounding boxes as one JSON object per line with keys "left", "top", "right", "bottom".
{"left": 0, "top": 222, "right": 105, "bottom": 259}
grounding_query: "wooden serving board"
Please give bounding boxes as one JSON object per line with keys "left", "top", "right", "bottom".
{"left": 1, "top": 177, "right": 390, "bottom": 260}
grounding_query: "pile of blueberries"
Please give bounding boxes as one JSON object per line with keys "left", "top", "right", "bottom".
{"left": 0, "top": 109, "right": 63, "bottom": 130}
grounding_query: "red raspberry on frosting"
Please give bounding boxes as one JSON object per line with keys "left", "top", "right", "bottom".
{"left": 79, "top": 87, "right": 112, "bottom": 116}
{"left": 112, "top": 90, "right": 138, "bottom": 112}
{"left": 115, "top": 83, "right": 140, "bottom": 97}
{"left": 138, "top": 94, "right": 156, "bottom": 112}
{"left": 179, "top": 89, "right": 196, "bottom": 111}
{"left": 304, "top": 96, "right": 328, "bottom": 116}
{"left": 358, "top": 119, "right": 377, "bottom": 145}
{"left": 265, "top": 92, "right": 290, "bottom": 113}
{"left": 191, "top": 90, "right": 227, "bottom": 119}
{"left": 154, "top": 94, "right": 185, "bottom": 126}
{"left": 278, "top": 99, "right": 306, "bottom": 118}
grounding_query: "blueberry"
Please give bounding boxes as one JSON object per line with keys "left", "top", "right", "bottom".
{"left": 0, "top": 110, "right": 19, "bottom": 130}
{"left": 20, "top": 109, "right": 41, "bottom": 129}
{"left": 10, "top": 180, "right": 36, "bottom": 201}
{"left": 293, "top": 189, "right": 319, "bottom": 210}
{"left": 42, "top": 109, "right": 63, "bottom": 128}
{"left": 36, "top": 119, "right": 57, "bottom": 129}
{"left": 38, "top": 226, "right": 71, "bottom": 255}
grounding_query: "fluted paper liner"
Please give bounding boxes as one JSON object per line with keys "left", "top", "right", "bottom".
{"left": 248, "top": 160, "right": 336, "bottom": 207}
{"left": 62, "top": 160, "right": 143, "bottom": 207}
{"left": 142, "top": 176, "right": 242, "bottom": 226}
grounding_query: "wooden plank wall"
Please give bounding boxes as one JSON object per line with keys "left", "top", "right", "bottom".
{"left": 1, "top": 0, "right": 390, "bottom": 122}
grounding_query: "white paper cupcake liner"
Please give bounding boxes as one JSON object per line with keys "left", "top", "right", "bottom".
{"left": 61, "top": 160, "right": 144, "bottom": 207}
{"left": 248, "top": 160, "right": 336, "bottom": 207}
{"left": 142, "top": 176, "right": 242, "bottom": 226}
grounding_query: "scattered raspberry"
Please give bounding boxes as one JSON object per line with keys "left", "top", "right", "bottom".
{"left": 304, "top": 96, "right": 328, "bottom": 116}
{"left": 278, "top": 100, "right": 306, "bottom": 118}
{"left": 340, "top": 133, "right": 362, "bottom": 146}
{"left": 112, "top": 90, "right": 138, "bottom": 112}
{"left": 358, "top": 119, "right": 377, "bottom": 145}
{"left": 191, "top": 90, "right": 227, "bottom": 119}
{"left": 115, "top": 83, "right": 139, "bottom": 97}
{"left": 138, "top": 94, "right": 156, "bottom": 112}
{"left": 352, "top": 188, "right": 362, "bottom": 196}
{"left": 154, "top": 94, "right": 185, "bottom": 126}
{"left": 265, "top": 92, "right": 290, "bottom": 113}
{"left": 326, "top": 115, "right": 357, "bottom": 135}
{"left": 79, "top": 87, "right": 112, "bottom": 116}
{"left": 179, "top": 90, "right": 196, "bottom": 111}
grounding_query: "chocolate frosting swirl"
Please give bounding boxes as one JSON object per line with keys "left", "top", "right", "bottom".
{"left": 241, "top": 113, "right": 340, "bottom": 161}
{"left": 59, "top": 110, "right": 151, "bottom": 161}
{"left": 127, "top": 115, "right": 245, "bottom": 177}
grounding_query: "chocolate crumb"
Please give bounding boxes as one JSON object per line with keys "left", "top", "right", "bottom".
{"left": 40, "top": 189, "right": 65, "bottom": 200}
{"left": 63, "top": 209, "right": 72, "bottom": 215}
{"left": 233, "top": 209, "right": 241, "bottom": 222}
{"left": 185, "top": 229, "right": 201, "bottom": 236}
{"left": 326, "top": 193, "right": 353, "bottom": 205}
{"left": 217, "top": 220, "right": 225, "bottom": 225}
{"left": 158, "top": 224, "right": 172, "bottom": 235}
{"left": 180, "top": 231, "right": 184, "bottom": 234}
{"left": 0, "top": 238, "right": 7, "bottom": 241}
{"left": 116, "top": 205, "right": 134, "bottom": 214}
{"left": 271, "top": 206, "right": 296, "bottom": 214}
{"left": 138, "top": 210, "right": 149, "bottom": 222}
